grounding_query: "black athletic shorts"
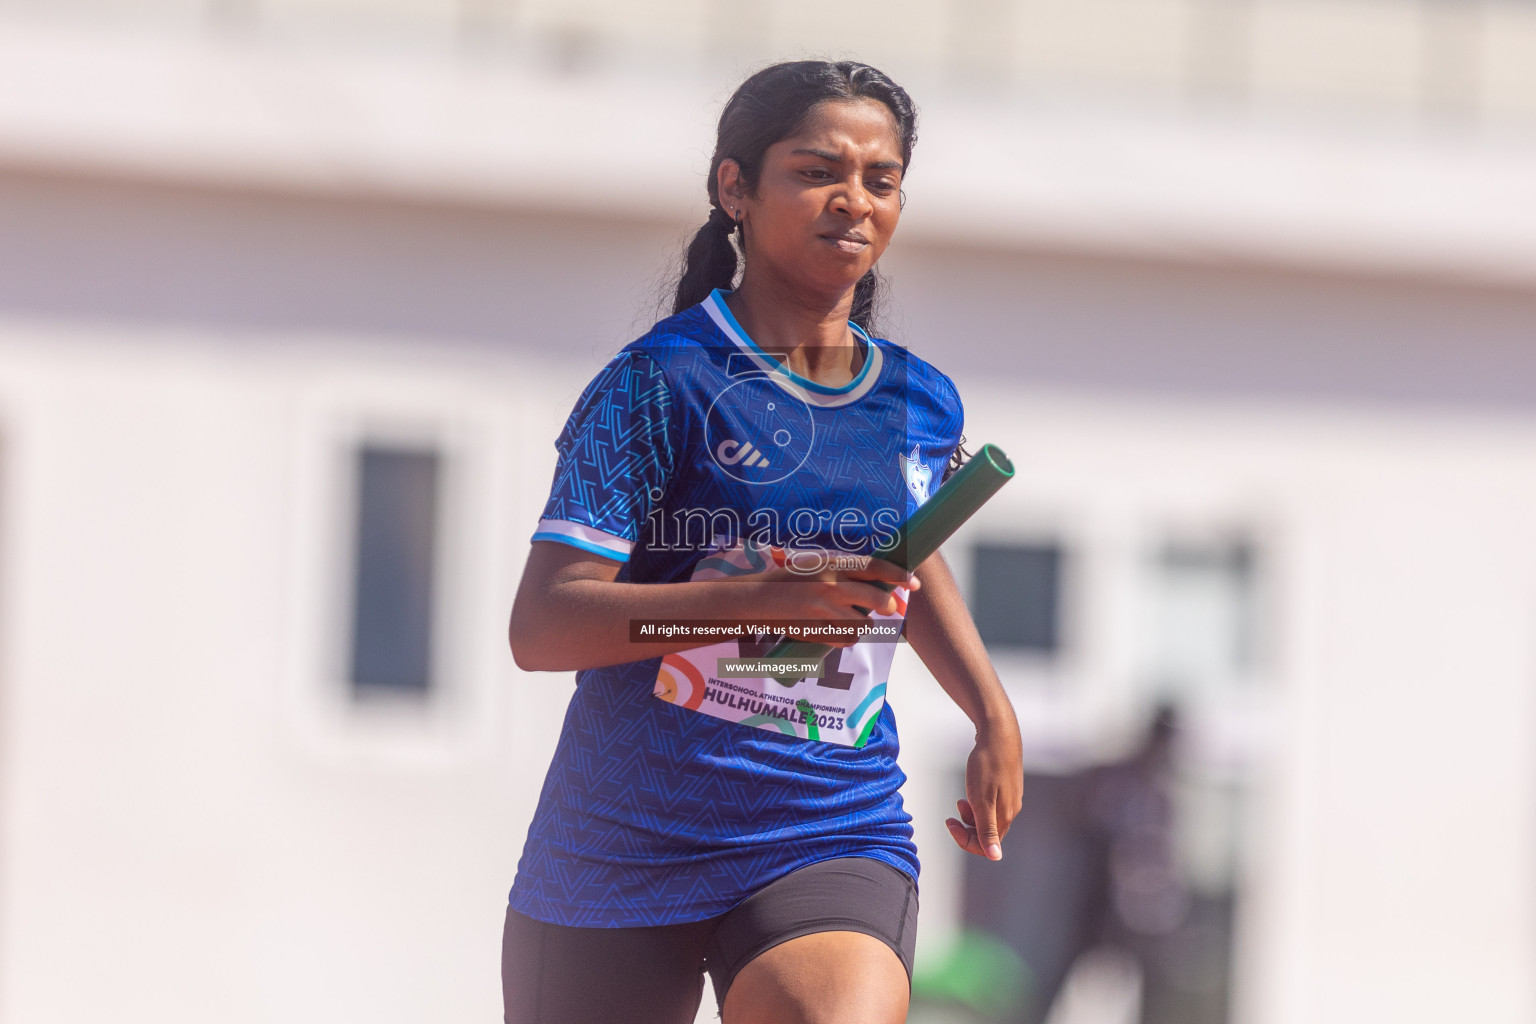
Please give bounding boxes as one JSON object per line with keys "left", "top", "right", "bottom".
{"left": 502, "top": 857, "right": 918, "bottom": 1024}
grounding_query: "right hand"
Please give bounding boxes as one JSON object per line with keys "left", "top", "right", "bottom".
{"left": 742, "top": 554, "right": 919, "bottom": 644}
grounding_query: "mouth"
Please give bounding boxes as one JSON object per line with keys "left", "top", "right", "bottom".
{"left": 821, "top": 231, "right": 870, "bottom": 254}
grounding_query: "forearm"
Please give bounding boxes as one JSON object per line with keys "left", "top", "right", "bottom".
{"left": 907, "top": 551, "right": 1023, "bottom": 860}
{"left": 510, "top": 570, "right": 770, "bottom": 672}
{"left": 510, "top": 540, "right": 912, "bottom": 673}
{"left": 903, "top": 552, "right": 1019, "bottom": 740}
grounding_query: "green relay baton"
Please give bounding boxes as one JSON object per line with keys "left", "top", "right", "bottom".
{"left": 765, "top": 443, "right": 1015, "bottom": 671}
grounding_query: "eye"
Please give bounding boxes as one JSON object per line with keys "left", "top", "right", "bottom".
{"left": 867, "top": 177, "right": 899, "bottom": 195}
{"left": 801, "top": 167, "right": 834, "bottom": 182}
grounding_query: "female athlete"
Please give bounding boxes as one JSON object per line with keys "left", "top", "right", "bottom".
{"left": 504, "top": 60, "right": 1023, "bottom": 1024}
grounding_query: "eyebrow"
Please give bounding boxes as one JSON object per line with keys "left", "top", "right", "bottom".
{"left": 791, "top": 147, "right": 904, "bottom": 171}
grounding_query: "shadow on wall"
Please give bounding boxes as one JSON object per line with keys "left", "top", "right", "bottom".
{"left": 0, "top": 168, "right": 683, "bottom": 352}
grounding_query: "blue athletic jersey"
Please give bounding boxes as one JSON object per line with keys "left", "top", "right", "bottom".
{"left": 510, "top": 290, "right": 964, "bottom": 927}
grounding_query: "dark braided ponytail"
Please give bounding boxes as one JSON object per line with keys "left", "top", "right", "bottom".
{"left": 850, "top": 268, "right": 881, "bottom": 331}
{"left": 672, "top": 208, "right": 742, "bottom": 317}
{"left": 671, "top": 61, "right": 918, "bottom": 333}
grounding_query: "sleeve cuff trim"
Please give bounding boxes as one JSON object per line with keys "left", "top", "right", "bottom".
{"left": 531, "top": 519, "right": 634, "bottom": 562}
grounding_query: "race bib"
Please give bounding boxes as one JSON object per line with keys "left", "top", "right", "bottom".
{"left": 652, "top": 543, "right": 904, "bottom": 746}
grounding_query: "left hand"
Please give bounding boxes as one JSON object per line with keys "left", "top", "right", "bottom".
{"left": 945, "top": 731, "right": 1024, "bottom": 861}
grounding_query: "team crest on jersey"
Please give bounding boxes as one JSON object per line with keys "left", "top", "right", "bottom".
{"left": 899, "top": 444, "right": 932, "bottom": 505}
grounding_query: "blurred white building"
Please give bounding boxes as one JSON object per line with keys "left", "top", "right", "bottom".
{"left": 0, "top": 2, "right": 1533, "bottom": 1022}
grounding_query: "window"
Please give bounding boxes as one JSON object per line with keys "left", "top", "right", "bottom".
{"left": 971, "top": 542, "right": 1064, "bottom": 654}
{"left": 348, "top": 445, "right": 441, "bottom": 696}
{"left": 1144, "top": 539, "right": 1258, "bottom": 690}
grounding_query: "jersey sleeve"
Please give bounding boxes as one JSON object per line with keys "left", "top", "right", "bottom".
{"left": 532, "top": 350, "right": 677, "bottom": 562}
{"left": 932, "top": 371, "right": 967, "bottom": 483}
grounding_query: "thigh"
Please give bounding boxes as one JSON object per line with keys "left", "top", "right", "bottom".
{"left": 502, "top": 906, "right": 711, "bottom": 1024}
{"left": 707, "top": 857, "right": 918, "bottom": 1024}
{"left": 723, "top": 931, "right": 909, "bottom": 1024}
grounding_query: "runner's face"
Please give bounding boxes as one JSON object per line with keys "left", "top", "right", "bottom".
{"left": 726, "top": 98, "right": 905, "bottom": 302}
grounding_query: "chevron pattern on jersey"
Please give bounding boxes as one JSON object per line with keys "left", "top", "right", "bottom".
{"left": 542, "top": 351, "right": 677, "bottom": 545}
{"left": 511, "top": 664, "right": 918, "bottom": 926}
{"left": 512, "top": 301, "right": 964, "bottom": 927}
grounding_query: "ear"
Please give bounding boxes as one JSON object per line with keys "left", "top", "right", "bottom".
{"left": 716, "top": 158, "right": 747, "bottom": 217}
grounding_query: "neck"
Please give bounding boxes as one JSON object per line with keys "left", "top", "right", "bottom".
{"left": 724, "top": 272, "right": 864, "bottom": 388}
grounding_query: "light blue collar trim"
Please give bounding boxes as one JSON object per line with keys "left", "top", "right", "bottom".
{"left": 703, "top": 289, "right": 883, "bottom": 408}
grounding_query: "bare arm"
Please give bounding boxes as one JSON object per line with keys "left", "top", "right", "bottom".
{"left": 509, "top": 541, "right": 918, "bottom": 673}
{"left": 903, "top": 551, "right": 1024, "bottom": 861}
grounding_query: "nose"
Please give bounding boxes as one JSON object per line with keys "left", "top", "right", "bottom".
{"left": 831, "top": 176, "right": 875, "bottom": 220}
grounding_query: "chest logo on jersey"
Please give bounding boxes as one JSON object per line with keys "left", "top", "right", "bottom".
{"left": 705, "top": 376, "right": 815, "bottom": 485}
{"left": 715, "top": 438, "right": 771, "bottom": 468}
{"left": 899, "top": 444, "right": 932, "bottom": 505}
